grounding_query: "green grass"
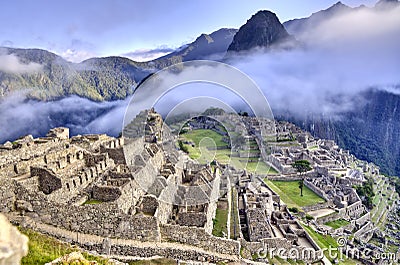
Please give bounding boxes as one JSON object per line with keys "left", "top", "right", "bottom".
{"left": 212, "top": 208, "right": 228, "bottom": 237}
{"left": 302, "top": 225, "right": 338, "bottom": 262}
{"left": 180, "top": 129, "right": 278, "bottom": 176}
{"left": 324, "top": 219, "right": 350, "bottom": 229}
{"left": 180, "top": 129, "right": 228, "bottom": 163}
{"left": 20, "top": 227, "right": 177, "bottom": 265}
{"left": 20, "top": 227, "right": 109, "bottom": 265}
{"left": 181, "top": 129, "right": 227, "bottom": 147}
{"left": 264, "top": 180, "right": 325, "bottom": 208}
{"left": 230, "top": 187, "right": 240, "bottom": 240}
{"left": 302, "top": 225, "right": 358, "bottom": 264}
{"left": 83, "top": 199, "right": 103, "bottom": 205}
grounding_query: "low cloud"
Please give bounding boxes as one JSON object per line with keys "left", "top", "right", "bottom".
{"left": 0, "top": 94, "right": 129, "bottom": 143}
{"left": 1, "top": 3, "right": 399, "bottom": 143}
{"left": 61, "top": 48, "right": 96, "bottom": 63}
{"left": 60, "top": 39, "right": 97, "bottom": 63}
{"left": 123, "top": 46, "right": 175, "bottom": 62}
{"left": 298, "top": 5, "right": 400, "bottom": 49}
{"left": 230, "top": 4, "right": 400, "bottom": 118}
{"left": 0, "top": 53, "right": 43, "bottom": 74}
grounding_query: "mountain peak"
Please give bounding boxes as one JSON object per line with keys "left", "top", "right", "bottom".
{"left": 227, "top": 10, "right": 294, "bottom": 52}
{"left": 283, "top": 2, "right": 352, "bottom": 36}
{"left": 324, "top": 1, "right": 351, "bottom": 12}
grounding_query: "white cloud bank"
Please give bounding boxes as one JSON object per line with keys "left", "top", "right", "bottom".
{"left": 0, "top": 53, "right": 43, "bottom": 74}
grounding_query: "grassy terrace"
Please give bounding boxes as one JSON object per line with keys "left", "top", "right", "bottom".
{"left": 301, "top": 225, "right": 358, "bottom": 264}
{"left": 212, "top": 207, "right": 228, "bottom": 237}
{"left": 20, "top": 227, "right": 176, "bottom": 265}
{"left": 20, "top": 227, "right": 109, "bottom": 265}
{"left": 83, "top": 199, "right": 103, "bottom": 205}
{"left": 324, "top": 219, "right": 350, "bottom": 229}
{"left": 180, "top": 129, "right": 278, "bottom": 175}
{"left": 264, "top": 180, "right": 325, "bottom": 208}
{"left": 370, "top": 175, "right": 397, "bottom": 228}
{"left": 230, "top": 187, "right": 240, "bottom": 240}
{"left": 181, "top": 129, "right": 228, "bottom": 148}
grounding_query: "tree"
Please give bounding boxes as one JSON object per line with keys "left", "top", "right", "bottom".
{"left": 292, "top": 160, "right": 312, "bottom": 174}
{"left": 298, "top": 180, "right": 304, "bottom": 197}
{"left": 292, "top": 160, "right": 312, "bottom": 197}
{"left": 178, "top": 140, "right": 189, "bottom": 153}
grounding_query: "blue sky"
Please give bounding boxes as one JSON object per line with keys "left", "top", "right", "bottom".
{"left": 0, "top": 0, "right": 377, "bottom": 62}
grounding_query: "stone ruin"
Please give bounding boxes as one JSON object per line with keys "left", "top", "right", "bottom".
{"left": 0, "top": 108, "right": 383, "bottom": 263}
{"left": 0, "top": 109, "right": 241, "bottom": 263}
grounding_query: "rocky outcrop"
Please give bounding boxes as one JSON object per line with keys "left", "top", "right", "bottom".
{"left": 227, "top": 10, "right": 294, "bottom": 52}
{"left": 0, "top": 214, "right": 29, "bottom": 265}
{"left": 154, "top": 28, "right": 238, "bottom": 64}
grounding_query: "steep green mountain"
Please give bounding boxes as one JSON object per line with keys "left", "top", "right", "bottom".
{"left": 0, "top": 47, "right": 151, "bottom": 101}
{"left": 279, "top": 0, "right": 400, "bottom": 176}
{"left": 0, "top": 28, "right": 237, "bottom": 101}
{"left": 333, "top": 90, "right": 400, "bottom": 176}
{"left": 294, "top": 90, "right": 400, "bottom": 176}
{"left": 77, "top": 56, "right": 150, "bottom": 100}
{"left": 279, "top": 89, "right": 400, "bottom": 176}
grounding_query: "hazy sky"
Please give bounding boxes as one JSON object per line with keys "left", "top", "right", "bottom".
{"left": 0, "top": 0, "right": 377, "bottom": 62}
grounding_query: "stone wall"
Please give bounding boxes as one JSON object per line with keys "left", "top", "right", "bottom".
{"left": 160, "top": 224, "right": 240, "bottom": 256}
{"left": 266, "top": 175, "right": 302, "bottom": 181}
{"left": 355, "top": 212, "right": 371, "bottom": 227}
{"left": 15, "top": 215, "right": 238, "bottom": 263}
{"left": 338, "top": 200, "right": 364, "bottom": 220}
{"left": 31, "top": 167, "right": 62, "bottom": 195}
{"left": 354, "top": 221, "right": 374, "bottom": 242}
{"left": 204, "top": 174, "right": 220, "bottom": 234}
{"left": 0, "top": 177, "right": 16, "bottom": 213}
{"left": 114, "top": 179, "right": 145, "bottom": 214}
{"left": 304, "top": 180, "right": 329, "bottom": 201}
{"left": 302, "top": 201, "right": 334, "bottom": 213}
{"left": 101, "top": 138, "right": 125, "bottom": 165}
{"left": 14, "top": 184, "right": 160, "bottom": 242}
{"left": 92, "top": 186, "right": 121, "bottom": 201}
{"left": 316, "top": 211, "right": 341, "bottom": 224}
{"left": 139, "top": 195, "right": 159, "bottom": 215}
